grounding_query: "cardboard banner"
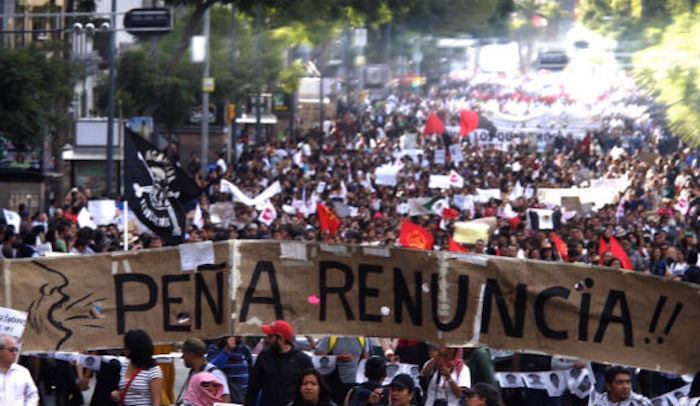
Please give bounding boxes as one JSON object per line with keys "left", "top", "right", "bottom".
{"left": 3, "top": 243, "right": 231, "bottom": 351}
{"left": 232, "top": 241, "right": 700, "bottom": 374}
{"left": 3, "top": 241, "right": 700, "bottom": 374}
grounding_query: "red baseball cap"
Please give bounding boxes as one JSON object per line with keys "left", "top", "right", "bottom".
{"left": 261, "top": 320, "right": 294, "bottom": 342}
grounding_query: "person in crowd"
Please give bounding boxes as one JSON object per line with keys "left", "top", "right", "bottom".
{"left": 370, "top": 374, "right": 416, "bottom": 406}
{"left": 181, "top": 371, "right": 225, "bottom": 406}
{"left": 287, "top": 368, "right": 337, "bottom": 406}
{"left": 462, "top": 346, "right": 498, "bottom": 387}
{"left": 176, "top": 338, "right": 231, "bottom": 404}
{"left": 316, "top": 336, "right": 371, "bottom": 404}
{"left": 0, "top": 334, "right": 39, "bottom": 406}
{"left": 110, "top": 329, "right": 163, "bottom": 406}
{"left": 207, "top": 335, "right": 251, "bottom": 403}
{"left": 422, "top": 346, "right": 471, "bottom": 406}
{"left": 245, "top": 320, "right": 314, "bottom": 406}
{"left": 589, "top": 366, "right": 651, "bottom": 406}
{"left": 345, "top": 356, "right": 388, "bottom": 406}
{"left": 464, "top": 383, "right": 504, "bottom": 406}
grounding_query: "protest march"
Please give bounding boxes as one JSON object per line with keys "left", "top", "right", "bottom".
{"left": 1, "top": 69, "right": 700, "bottom": 406}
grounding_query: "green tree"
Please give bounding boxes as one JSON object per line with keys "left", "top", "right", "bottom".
{"left": 633, "top": 15, "right": 700, "bottom": 145}
{"left": 0, "top": 47, "right": 72, "bottom": 151}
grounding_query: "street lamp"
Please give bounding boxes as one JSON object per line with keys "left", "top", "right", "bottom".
{"left": 305, "top": 60, "right": 324, "bottom": 130}
{"left": 72, "top": 21, "right": 108, "bottom": 118}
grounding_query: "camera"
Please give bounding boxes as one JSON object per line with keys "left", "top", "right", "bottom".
{"left": 434, "top": 399, "right": 448, "bottom": 406}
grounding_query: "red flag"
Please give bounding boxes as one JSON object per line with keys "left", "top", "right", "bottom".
{"left": 442, "top": 207, "right": 459, "bottom": 220}
{"left": 449, "top": 236, "right": 468, "bottom": 253}
{"left": 317, "top": 202, "right": 340, "bottom": 236}
{"left": 509, "top": 215, "right": 521, "bottom": 230}
{"left": 423, "top": 113, "right": 445, "bottom": 135}
{"left": 609, "top": 235, "right": 633, "bottom": 270}
{"left": 459, "top": 110, "right": 480, "bottom": 137}
{"left": 575, "top": 133, "right": 592, "bottom": 157}
{"left": 550, "top": 232, "right": 569, "bottom": 262}
{"left": 599, "top": 236, "right": 608, "bottom": 265}
{"left": 399, "top": 219, "right": 434, "bottom": 250}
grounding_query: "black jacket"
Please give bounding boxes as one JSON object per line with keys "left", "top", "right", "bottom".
{"left": 245, "top": 347, "right": 313, "bottom": 406}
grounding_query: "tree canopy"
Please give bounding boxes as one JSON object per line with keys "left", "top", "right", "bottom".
{"left": 0, "top": 47, "right": 72, "bottom": 151}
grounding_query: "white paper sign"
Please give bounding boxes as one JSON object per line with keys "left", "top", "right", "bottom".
{"left": 78, "top": 354, "right": 102, "bottom": 371}
{"left": 2, "top": 210, "right": 20, "bottom": 232}
{"left": 449, "top": 144, "right": 464, "bottom": 163}
{"left": 87, "top": 200, "right": 117, "bottom": 226}
{"left": 77, "top": 207, "right": 97, "bottom": 230}
{"left": 434, "top": 149, "right": 446, "bottom": 165}
{"left": 428, "top": 175, "right": 451, "bottom": 189}
{"left": 375, "top": 165, "right": 399, "bottom": 187}
{"left": 178, "top": 241, "right": 215, "bottom": 271}
{"left": 0, "top": 307, "right": 27, "bottom": 340}
{"left": 313, "top": 355, "right": 337, "bottom": 375}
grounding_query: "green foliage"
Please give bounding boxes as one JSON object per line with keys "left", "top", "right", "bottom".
{"left": 0, "top": 47, "right": 72, "bottom": 150}
{"left": 633, "top": 15, "right": 700, "bottom": 145}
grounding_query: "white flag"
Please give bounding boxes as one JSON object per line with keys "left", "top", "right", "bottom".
{"left": 78, "top": 207, "right": 97, "bottom": 230}
{"left": 193, "top": 203, "right": 204, "bottom": 229}
{"left": 252, "top": 181, "right": 282, "bottom": 209}
{"left": 220, "top": 179, "right": 255, "bottom": 206}
{"left": 449, "top": 170, "right": 464, "bottom": 188}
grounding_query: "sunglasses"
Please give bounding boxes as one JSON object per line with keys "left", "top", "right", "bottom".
{"left": 201, "top": 382, "right": 221, "bottom": 389}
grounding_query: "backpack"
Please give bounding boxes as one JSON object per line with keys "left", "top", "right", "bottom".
{"left": 329, "top": 336, "right": 366, "bottom": 355}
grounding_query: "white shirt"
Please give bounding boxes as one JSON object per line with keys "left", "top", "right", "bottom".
{"left": 0, "top": 363, "right": 39, "bottom": 406}
{"left": 423, "top": 364, "right": 471, "bottom": 406}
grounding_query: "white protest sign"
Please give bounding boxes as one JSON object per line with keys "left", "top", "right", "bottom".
{"left": 428, "top": 175, "right": 451, "bottom": 189}
{"left": 449, "top": 170, "right": 464, "bottom": 188}
{"left": 77, "top": 207, "right": 97, "bottom": 230}
{"left": 434, "top": 149, "right": 446, "bottom": 165}
{"left": 87, "top": 200, "right": 117, "bottom": 226}
{"left": 178, "top": 241, "right": 215, "bottom": 271}
{"left": 0, "top": 307, "right": 27, "bottom": 340}
{"left": 375, "top": 165, "right": 399, "bottom": 187}
{"left": 449, "top": 144, "right": 464, "bottom": 164}
{"left": 3, "top": 209, "right": 20, "bottom": 232}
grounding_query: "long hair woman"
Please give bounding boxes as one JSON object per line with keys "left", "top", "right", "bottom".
{"left": 110, "top": 329, "right": 163, "bottom": 406}
{"left": 288, "top": 368, "right": 336, "bottom": 406}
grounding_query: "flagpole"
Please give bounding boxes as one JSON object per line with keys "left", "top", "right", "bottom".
{"left": 123, "top": 201, "right": 128, "bottom": 251}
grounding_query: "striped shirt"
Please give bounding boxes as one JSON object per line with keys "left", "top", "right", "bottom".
{"left": 118, "top": 361, "right": 162, "bottom": 406}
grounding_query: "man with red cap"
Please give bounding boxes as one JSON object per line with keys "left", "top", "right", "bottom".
{"left": 245, "top": 320, "right": 313, "bottom": 406}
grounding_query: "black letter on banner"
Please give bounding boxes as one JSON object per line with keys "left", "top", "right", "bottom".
{"left": 359, "top": 264, "right": 382, "bottom": 322}
{"left": 162, "top": 274, "right": 190, "bottom": 332}
{"left": 579, "top": 293, "right": 591, "bottom": 341}
{"left": 239, "top": 261, "right": 283, "bottom": 322}
{"left": 430, "top": 273, "right": 469, "bottom": 331}
{"left": 115, "top": 274, "right": 158, "bottom": 335}
{"left": 394, "top": 269, "right": 422, "bottom": 326}
{"left": 320, "top": 261, "right": 355, "bottom": 321}
{"left": 594, "top": 290, "right": 633, "bottom": 347}
{"left": 535, "top": 286, "right": 570, "bottom": 340}
{"left": 195, "top": 271, "right": 224, "bottom": 329}
{"left": 480, "top": 279, "right": 526, "bottom": 338}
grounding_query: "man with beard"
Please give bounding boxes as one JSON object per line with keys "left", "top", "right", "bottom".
{"left": 245, "top": 320, "right": 313, "bottom": 406}
{"left": 590, "top": 366, "right": 651, "bottom": 406}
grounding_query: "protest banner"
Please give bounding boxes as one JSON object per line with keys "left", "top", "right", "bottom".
{"left": 232, "top": 241, "right": 700, "bottom": 374}
{"left": 2, "top": 241, "right": 700, "bottom": 374}
{"left": 3, "top": 242, "right": 231, "bottom": 351}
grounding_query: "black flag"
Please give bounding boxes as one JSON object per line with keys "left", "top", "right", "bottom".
{"left": 124, "top": 128, "right": 200, "bottom": 245}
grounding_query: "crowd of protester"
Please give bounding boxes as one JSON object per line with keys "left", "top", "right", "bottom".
{"left": 4, "top": 74, "right": 700, "bottom": 405}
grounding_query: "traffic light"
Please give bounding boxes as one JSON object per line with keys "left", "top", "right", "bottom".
{"left": 226, "top": 104, "right": 235, "bottom": 122}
